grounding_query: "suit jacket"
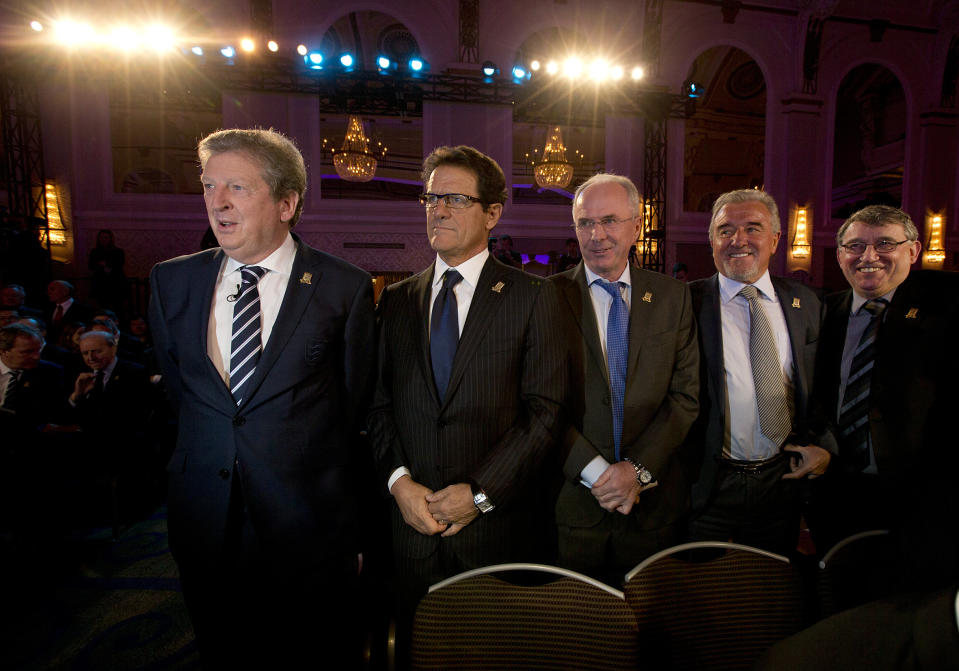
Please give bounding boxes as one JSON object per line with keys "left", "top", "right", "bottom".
{"left": 72, "top": 358, "right": 150, "bottom": 434}
{"left": 687, "top": 274, "right": 824, "bottom": 512}
{"left": 0, "top": 359, "right": 65, "bottom": 438}
{"left": 550, "top": 264, "right": 700, "bottom": 530}
{"left": 367, "top": 256, "right": 566, "bottom": 567}
{"left": 43, "top": 300, "right": 92, "bottom": 339}
{"left": 149, "top": 237, "right": 375, "bottom": 576}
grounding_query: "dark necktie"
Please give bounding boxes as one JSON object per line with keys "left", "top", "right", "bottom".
{"left": 3, "top": 369, "right": 22, "bottom": 408}
{"left": 430, "top": 269, "right": 463, "bottom": 401}
{"left": 92, "top": 369, "right": 105, "bottom": 396}
{"left": 837, "top": 298, "right": 888, "bottom": 470}
{"left": 230, "top": 265, "right": 268, "bottom": 405}
{"left": 52, "top": 304, "right": 63, "bottom": 325}
{"left": 596, "top": 279, "right": 629, "bottom": 460}
{"left": 739, "top": 285, "right": 791, "bottom": 448}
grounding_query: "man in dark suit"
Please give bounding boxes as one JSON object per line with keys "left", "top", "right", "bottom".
{"left": 811, "top": 205, "right": 959, "bottom": 589}
{"left": 367, "top": 146, "right": 566, "bottom": 649}
{"left": 0, "top": 323, "right": 65, "bottom": 436}
{"left": 149, "top": 128, "right": 375, "bottom": 667}
{"left": 550, "top": 174, "right": 699, "bottom": 584}
{"left": 687, "top": 189, "right": 830, "bottom": 556}
{"left": 43, "top": 280, "right": 91, "bottom": 341}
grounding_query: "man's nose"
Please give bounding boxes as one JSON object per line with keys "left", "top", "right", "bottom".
{"left": 860, "top": 244, "right": 880, "bottom": 262}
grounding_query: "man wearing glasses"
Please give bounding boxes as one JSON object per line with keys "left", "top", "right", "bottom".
{"left": 368, "top": 145, "right": 566, "bottom": 648}
{"left": 550, "top": 173, "right": 699, "bottom": 583}
{"left": 686, "top": 189, "right": 829, "bottom": 556}
{"left": 810, "top": 205, "right": 959, "bottom": 587}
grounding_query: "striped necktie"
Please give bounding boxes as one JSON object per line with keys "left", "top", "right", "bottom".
{"left": 596, "top": 279, "right": 629, "bottom": 460}
{"left": 837, "top": 298, "right": 888, "bottom": 470}
{"left": 2, "top": 369, "right": 21, "bottom": 408}
{"left": 230, "top": 265, "right": 268, "bottom": 405}
{"left": 739, "top": 284, "right": 791, "bottom": 448}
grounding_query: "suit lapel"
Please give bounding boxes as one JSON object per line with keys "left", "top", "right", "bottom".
{"left": 561, "top": 265, "right": 607, "bottom": 385}
{"left": 625, "top": 266, "right": 654, "bottom": 381}
{"left": 699, "top": 275, "right": 726, "bottom": 416}
{"left": 772, "top": 276, "right": 808, "bottom": 394}
{"left": 199, "top": 250, "right": 234, "bottom": 406}
{"left": 414, "top": 264, "right": 437, "bottom": 403}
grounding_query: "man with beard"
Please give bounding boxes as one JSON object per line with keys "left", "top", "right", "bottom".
{"left": 686, "top": 189, "right": 831, "bottom": 555}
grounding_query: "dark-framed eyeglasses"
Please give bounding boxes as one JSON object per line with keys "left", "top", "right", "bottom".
{"left": 839, "top": 239, "right": 912, "bottom": 255}
{"left": 418, "top": 193, "right": 483, "bottom": 209}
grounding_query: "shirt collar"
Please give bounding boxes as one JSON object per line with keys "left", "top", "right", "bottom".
{"left": 223, "top": 233, "right": 296, "bottom": 277}
{"left": 58, "top": 297, "right": 74, "bottom": 310}
{"left": 434, "top": 248, "right": 490, "bottom": 289}
{"left": 0, "top": 359, "right": 14, "bottom": 376}
{"left": 93, "top": 356, "right": 118, "bottom": 379}
{"left": 584, "top": 263, "right": 632, "bottom": 289}
{"left": 851, "top": 287, "right": 897, "bottom": 315}
{"left": 718, "top": 269, "right": 777, "bottom": 305}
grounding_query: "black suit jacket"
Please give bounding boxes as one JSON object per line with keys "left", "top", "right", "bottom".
{"left": 149, "top": 237, "right": 375, "bottom": 576}
{"left": 687, "top": 274, "right": 824, "bottom": 512}
{"left": 367, "top": 256, "right": 566, "bottom": 567}
{"left": 43, "top": 301, "right": 92, "bottom": 339}
{"left": 550, "top": 264, "right": 699, "bottom": 530}
{"left": 0, "top": 359, "right": 65, "bottom": 438}
{"left": 72, "top": 358, "right": 150, "bottom": 432}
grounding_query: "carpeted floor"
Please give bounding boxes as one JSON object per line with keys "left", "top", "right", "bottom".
{"left": 2, "top": 506, "right": 200, "bottom": 670}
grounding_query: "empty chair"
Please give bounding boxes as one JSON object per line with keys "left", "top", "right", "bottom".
{"left": 411, "top": 563, "right": 638, "bottom": 670}
{"left": 624, "top": 541, "right": 807, "bottom": 670}
{"left": 817, "top": 529, "right": 894, "bottom": 618}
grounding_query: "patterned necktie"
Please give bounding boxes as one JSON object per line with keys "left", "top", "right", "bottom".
{"left": 739, "top": 285, "right": 791, "bottom": 448}
{"left": 596, "top": 279, "right": 629, "bottom": 461}
{"left": 2, "top": 369, "right": 21, "bottom": 408}
{"left": 230, "top": 265, "right": 268, "bottom": 405}
{"left": 837, "top": 298, "right": 888, "bottom": 470}
{"left": 430, "top": 269, "right": 463, "bottom": 401}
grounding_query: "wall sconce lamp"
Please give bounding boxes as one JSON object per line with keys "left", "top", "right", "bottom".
{"left": 791, "top": 207, "right": 811, "bottom": 258}
{"left": 924, "top": 214, "right": 946, "bottom": 263}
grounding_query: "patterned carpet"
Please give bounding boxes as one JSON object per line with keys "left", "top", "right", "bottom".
{"left": 2, "top": 506, "right": 200, "bottom": 670}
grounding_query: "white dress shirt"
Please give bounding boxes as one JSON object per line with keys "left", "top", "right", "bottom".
{"left": 718, "top": 270, "right": 795, "bottom": 461}
{"left": 579, "top": 263, "right": 632, "bottom": 487}
{"left": 0, "top": 360, "right": 19, "bottom": 406}
{"left": 388, "top": 248, "right": 490, "bottom": 493}
{"left": 207, "top": 234, "right": 297, "bottom": 387}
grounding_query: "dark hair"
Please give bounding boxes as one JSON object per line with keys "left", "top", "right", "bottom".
{"left": 86, "top": 319, "right": 119, "bottom": 338}
{"left": 0, "top": 323, "right": 42, "bottom": 350}
{"left": 198, "top": 128, "right": 308, "bottom": 227}
{"left": 96, "top": 229, "right": 116, "bottom": 248}
{"left": 421, "top": 145, "right": 507, "bottom": 210}
{"left": 836, "top": 204, "right": 918, "bottom": 245}
{"left": 672, "top": 262, "right": 688, "bottom": 274}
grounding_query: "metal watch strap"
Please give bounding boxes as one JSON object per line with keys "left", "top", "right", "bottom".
{"left": 622, "top": 457, "right": 653, "bottom": 485}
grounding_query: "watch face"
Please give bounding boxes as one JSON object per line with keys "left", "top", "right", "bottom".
{"left": 639, "top": 469, "right": 653, "bottom": 484}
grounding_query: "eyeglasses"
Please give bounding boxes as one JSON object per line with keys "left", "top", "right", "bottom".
{"left": 418, "top": 193, "right": 483, "bottom": 209}
{"left": 839, "top": 239, "right": 912, "bottom": 255}
{"left": 572, "top": 215, "right": 636, "bottom": 232}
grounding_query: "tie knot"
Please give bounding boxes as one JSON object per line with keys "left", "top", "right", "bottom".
{"left": 596, "top": 279, "right": 623, "bottom": 300}
{"left": 442, "top": 269, "right": 463, "bottom": 290}
{"left": 862, "top": 298, "right": 888, "bottom": 317}
{"left": 240, "top": 265, "right": 267, "bottom": 285}
{"left": 738, "top": 284, "right": 760, "bottom": 302}
{"left": 9, "top": 369, "right": 21, "bottom": 382}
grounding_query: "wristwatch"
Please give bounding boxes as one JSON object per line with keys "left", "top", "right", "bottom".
{"left": 470, "top": 481, "right": 495, "bottom": 514}
{"left": 622, "top": 457, "right": 654, "bottom": 486}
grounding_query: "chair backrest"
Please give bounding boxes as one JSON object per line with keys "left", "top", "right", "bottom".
{"left": 624, "top": 541, "right": 806, "bottom": 670}
{"left": 817, "top": 529, "right": 894, "bottom": 618}
{"left": 411, "top": 563, "right": 638, "bottom": 671}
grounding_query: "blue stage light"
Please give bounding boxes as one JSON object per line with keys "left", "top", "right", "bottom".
{"left": 482, "top": 61, "right": 497, "bottom": 77}
{"left": 306, "top": 51, "right": 323, "bottom": 69}
{"left": 377, "top": 56, "right": 391, "bottom": 70}
{"left": 512, "top": 65, "right": 527, "bottom": 80}
{"left": 220, "top": 45, "right": 235, "bottom": 58}
{"left": 191, "top": 46, "right": 203, "bottom": 56}
{"left": 339, "top": 53, "right": 354, "bottom": 67}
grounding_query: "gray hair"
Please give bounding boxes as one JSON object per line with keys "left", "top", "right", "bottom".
{"left": 573, "top": 173, "right": 641, "bottom": 218}
{"left": 709, "top": 189, "right": 781, "bottom": 239}
{"left": 836, "top": 204, "right": 919, "bottom": 245}
{"left": 78, "top": 330, "right": 117, "bottom": 348}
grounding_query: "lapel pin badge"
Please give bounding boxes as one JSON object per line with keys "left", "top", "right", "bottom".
{"left": 905, "top": 307, "right": 918, "bottom": 319}
{"left": 300, "top": 272, "right": 312, "bottom": 285}
{"left": 492, "top": 281, "right": 505, "bottom": 293}
{"left": 642, "top": 291, "right": 652, "bottom": 303}
{"left": 792, "top": 297, "right": 801, "bottom": 309}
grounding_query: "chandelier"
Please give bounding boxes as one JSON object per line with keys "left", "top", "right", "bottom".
{"left": 533, "top": 126, "right": 573, "bottom": 189}
{"left": 333, "top": 115, "right": 377, "bottom": 182}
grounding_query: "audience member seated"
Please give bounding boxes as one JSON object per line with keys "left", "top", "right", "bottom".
{"left": 90, "top": 309, "right": 147, "bottom": 366}
{"left": 555, "top": 237, "right": 581, "bottom": 272}
{"left": 55, "top": 321, "right": 86, "bottom": 383}
{"left": 44, "top": 280, "right": 92, "bottom": 342}
{"left": 492, "top": 234, "right": 524, "bottom": 268}
{"left": 1, "top": 284, "right": 42, "bottom": 319}
{"left": 0, "top": 309, "right": 20, "bottom": 326}
{"left": 16, "top": 316, "right": 70, "bottom": 370}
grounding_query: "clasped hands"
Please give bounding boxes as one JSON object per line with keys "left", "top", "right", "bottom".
{"left": 592, "top": 461, "right": 641, "bottom": 515}
{"left": 392, "top": 476, "right": 478, "bottom": 537}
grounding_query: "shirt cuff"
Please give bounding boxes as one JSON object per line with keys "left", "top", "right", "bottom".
{"left": 387, "top": 467, "right": 411, "bottom": 494}
{"left": 579, "top": 455, "right": 611, "bottom": 488}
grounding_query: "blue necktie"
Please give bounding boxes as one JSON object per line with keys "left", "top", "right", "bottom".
{"left": 430, "top": 269, "right": 463, "bottom": 401}
{"left": 230, "top": 265, "right": 267, "bottom": 405}
{"left": 596, "top": 279, "right": 629, "bottom": 460}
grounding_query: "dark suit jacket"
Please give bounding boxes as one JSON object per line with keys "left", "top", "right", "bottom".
{"left": 367, "top": 256, "right": 566, "bottom": 568}
{"left": 43, "top": 301, "right": 92, "bottom": 339}
{"left": 72, "top": 358, "right": 151, "bottom": 434}
{"left": 0, "top": 359, "right": 65, "bottom": 438}
{"left": 550, "top": 264, "right": 699, "bottom": 531}
{"left": 687, "top": 274, "right": 825, "bottom": 512}
{"left": 815, "top": 270, "right": 959, "bottom": 582}
{"left": 149, "top": 237, "right": 375, "bottom": 576}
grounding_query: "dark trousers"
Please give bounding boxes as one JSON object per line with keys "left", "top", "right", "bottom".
{"left": 689, "top": 454, "right": 800, "bottom": 556}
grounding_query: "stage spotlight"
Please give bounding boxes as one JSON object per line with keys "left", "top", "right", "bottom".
{"left": 55, "top": 20, "right": 94, "bottom": 46}
{"left": 297, "top": 44, "right": 308, "bottom": 56}
{"left": 306, "top": 51, "right": 323, "bottom": 69}
{"left": 682, "top": 79, "right": 703, "bottom": 97}
{"left": 631, "top": 66, "right": 644, "bottom": 80}
{"left": 512, "top": 65, "right": 527, "bottom": 80}
{"left": 240, "top": 37, "right": 255, "bottom": 53}
{"left": 611, "top": 65, "right": 624, "bottom": 80}
{"left": 588, "top": 59, "right": 609, "bottom": 82}
{"left": 530, "top": 59, "right": 540, "bottom": 71}
{"left": 563, "top": 57, "right": 583, "bottom": 79}
{"left": 268, "top": 40, "right": 279, "bottom": 52}
{"left": 30, "top": 20, "right": 43, "bottom": 32}
{"left": 409, "top": 57, "right": 425, "bottom": 72}
{"left": 191, "top": 45, "right": 204, "bottom": 56}
{"left": 340, "top": 53, "right": 354, "bottom": 68}
{"left": 377, "top": 55, "right": 391, "bottom": 70}
{"left": 545, "top": 60, "right": 558, "bottom": 75}
{"left": 145, "top": 24, "right": 174, "bottom": 52}
{"left": 482, "top": 60, "right": 497, "bottom": 77}
{"left": 220, "top": 45, "right": 236, "bottom": 58}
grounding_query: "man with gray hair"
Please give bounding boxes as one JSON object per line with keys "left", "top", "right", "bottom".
{"left": 811, "top": 204, "right": 959, "bottom": 588}
{"left": 686, "top": 188, "right": 830, "bottom": 556}
{"left": 550, "top": 173, "right": 699, "bottom": 583}
{"left": 150, "top": 128, "right": 374, "bottom": 666}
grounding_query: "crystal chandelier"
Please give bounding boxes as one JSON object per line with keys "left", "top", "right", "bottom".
{"left": 333, "top": 115, "right": 377, "bottom": 182}
{"left": 534, "top": 126, "right": 573, "bottom": 189}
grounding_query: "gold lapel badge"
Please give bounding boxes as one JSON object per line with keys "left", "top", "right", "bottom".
{"left": 492, "top": 281, "right": 505, "bottom": 293}
{"left": 300, "top": 272, "right": 312, "bottom": 285}
{"left": 792, "top": 297, "right": 801, "bottom": 309}
{"left": 642, "top": 291, "right": 652, "bottom": 303}
{"left": 905, "top": 307, "right": 918, "bottom": 319}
